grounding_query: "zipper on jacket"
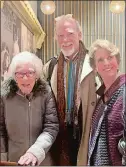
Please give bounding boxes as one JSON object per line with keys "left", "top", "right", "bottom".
{"left": 28, "top": 101, "right": 31, "bottom": 147}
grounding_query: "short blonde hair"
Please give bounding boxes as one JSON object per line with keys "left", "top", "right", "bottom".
{"left": 54, "top": 14, "right": 82, "bottom": 39}
{"left": 9, "top": 51, "right": 43, "bottom": 79}
{"left": 89, "top": 39, "right": 120, "bottom": 68}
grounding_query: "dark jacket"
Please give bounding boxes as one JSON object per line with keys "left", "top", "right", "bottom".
{"left": 0, "top": 78, "right": 59, "bottom": 165}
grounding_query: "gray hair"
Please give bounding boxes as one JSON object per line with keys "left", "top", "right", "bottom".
{"left": 89, "top": 39, "right": 120, "bottom": 68}
{"left": 54, "top": 14, "right": 82, "bottom": 39}
{"left": 9, "top": 51, "right": 43, "bottom": 79}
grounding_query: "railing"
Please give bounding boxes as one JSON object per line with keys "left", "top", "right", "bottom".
{"left": 0, "top": 161, "right": 18, "bottom": 166}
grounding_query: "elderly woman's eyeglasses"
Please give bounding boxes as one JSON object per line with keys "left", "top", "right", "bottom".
{"left": 15, "top": 71, "right": 35, "bottom": 78}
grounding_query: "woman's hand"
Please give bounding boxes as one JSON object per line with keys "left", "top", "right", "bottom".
{"left": 18, "top": 152, "right": 38, "bottom": 166}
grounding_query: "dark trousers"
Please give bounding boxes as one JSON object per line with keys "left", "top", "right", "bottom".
{"left": 67, "top": 125, "right": 80, "bottom": 165}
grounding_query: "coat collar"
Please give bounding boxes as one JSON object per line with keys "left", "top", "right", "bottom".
{"left": 51, "top": 54, "right": 95, "bottom": 100}
{"left": 80, "top": 54, "right": 93, "bottom": 83}
{"left": 96, "top": 73, "right": 126, "bottom": 98}
{"left": 1, "top": 77, "right": 48, "bottom": 99}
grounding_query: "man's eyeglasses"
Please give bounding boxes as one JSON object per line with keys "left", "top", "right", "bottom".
{"left": 15, "top": 71, "right": 35, "bottom": 78}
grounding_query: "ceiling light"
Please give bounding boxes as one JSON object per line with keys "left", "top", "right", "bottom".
{"left": 40, "top": 1, "right": 55, "bottom": 15}
{"left": 109, "top": 1, "right": 125, "bottom": 14}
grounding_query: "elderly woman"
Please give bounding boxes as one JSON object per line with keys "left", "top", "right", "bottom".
{"left": 88, "top": 39, "right": 126, "bottom": 166}
{"left": 0, "top": 51, "right": 59, "bottom": 166}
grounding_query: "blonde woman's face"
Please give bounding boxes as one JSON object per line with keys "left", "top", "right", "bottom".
{"left": 95, "top": 48, "right": 119, "bottom": 79}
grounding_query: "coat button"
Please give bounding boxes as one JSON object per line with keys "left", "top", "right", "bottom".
{"left": 95, "top": 83, "right": 97, "bottom": 87}
{"left": 91, "top": 102, "right": 95, "bottom": 106}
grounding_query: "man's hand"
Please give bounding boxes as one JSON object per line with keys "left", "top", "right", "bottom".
{"left": 18, "top": 152, "right": 38, "bottom": 166}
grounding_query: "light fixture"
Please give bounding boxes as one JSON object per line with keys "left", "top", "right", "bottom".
{"left": 109, "top": 1, "right": 125, "bottom": 14}
{"left": 40, "top": 1, "right": 55, "bottom": 15}
{"left": 1, "top": 1, "right": 4, "bottom": 8}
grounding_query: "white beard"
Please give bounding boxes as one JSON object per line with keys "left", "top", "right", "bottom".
{"left": 61, "top": 47, "right": 75, "bottom": 57}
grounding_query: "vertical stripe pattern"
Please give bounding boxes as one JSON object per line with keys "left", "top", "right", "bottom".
{"left": 40, "top": 1, "right": 125, "bottom": 72}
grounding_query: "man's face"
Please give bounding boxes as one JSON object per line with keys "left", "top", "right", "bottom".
{"left": 56, "top": 20, "right": 82, "bottom": 58}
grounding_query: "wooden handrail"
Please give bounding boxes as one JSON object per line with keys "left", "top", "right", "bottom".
{"left": 0, "top": 161, "right": 18, "bottom": 166}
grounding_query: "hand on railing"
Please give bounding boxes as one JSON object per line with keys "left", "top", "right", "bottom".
{"left": 18, "top": 152, "right": 37, "bottom": 166}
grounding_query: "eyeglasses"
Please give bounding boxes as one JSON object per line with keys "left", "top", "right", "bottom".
{"left": 15, "top": 71, "right": 35, "bottom": 78}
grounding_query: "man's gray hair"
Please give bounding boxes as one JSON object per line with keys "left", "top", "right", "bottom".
{"left": 54, "top": 14, "right": 82, "bottom": 38}
{"left": 89, "top": 39, "right": 121, "bottom": 68}
{"left": 9, "top": 51, "right": 43, "bottom": 79}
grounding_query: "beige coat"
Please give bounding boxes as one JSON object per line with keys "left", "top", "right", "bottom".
{"left": 43, "top": 54, "right": 101, "bottom": 165}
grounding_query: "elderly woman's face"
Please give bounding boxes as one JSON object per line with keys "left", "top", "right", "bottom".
{"left": 95, "top": 48, "right": 119, "bottom": 79}
{"left": 15, "top": 64, "right": 36, "bottom": 95}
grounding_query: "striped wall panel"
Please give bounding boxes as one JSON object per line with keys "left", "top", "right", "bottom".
{"left": 40, "top": 1, "right": 125, "bottom": 72}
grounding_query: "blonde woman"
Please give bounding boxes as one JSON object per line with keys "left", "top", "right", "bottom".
{"left": 88, "top": 39, "right": 126, "bottom": 166}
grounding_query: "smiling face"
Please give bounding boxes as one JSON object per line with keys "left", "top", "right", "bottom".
{"left": 56, "top": 19, "right": 82, "bottom": 58}
{"left": 94, "top": 48, "right": 119, "bottom": 80}
{"left": 15, "top": 63, "right": 37, "bottom": 95}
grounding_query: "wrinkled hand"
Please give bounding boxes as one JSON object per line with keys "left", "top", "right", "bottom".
{"left": 18, "top": 152, "right": 38, "bottom": 166}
